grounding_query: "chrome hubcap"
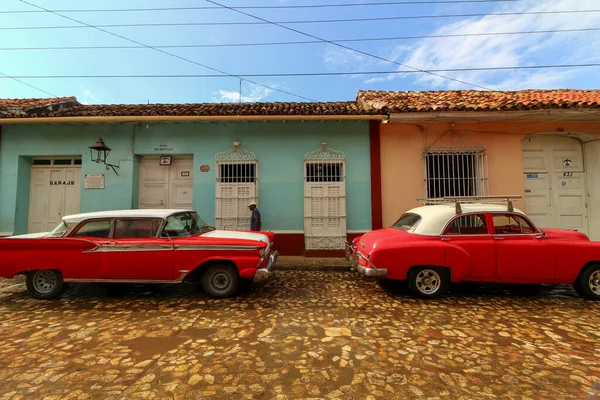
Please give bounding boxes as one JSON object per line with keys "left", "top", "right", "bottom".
{"left": 589, "top": 271, "right": 600, "bottom": 295}
{"left": 415, "top": 269, "right": 441, "bottom": 295}
{"left": 212, "top": 272, "right": 231, "bottom": 291}
{"left": 33, "top": 270, "right": 57, "bottom": 294}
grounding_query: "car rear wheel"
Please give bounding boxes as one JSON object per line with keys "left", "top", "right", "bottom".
{"left": 26, "top": 269, "right": 64, "bottom": 300}
{"left": 574, "top": 264, "right": 600, "bottom": 300}
{"left": 202, "top": 264, "right": 239, "bottom": 299}
{"left": 408, "top": 267, "right": 449, "bottom": 299}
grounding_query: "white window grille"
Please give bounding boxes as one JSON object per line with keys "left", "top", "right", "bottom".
{"left": 215, "top": 142, "right": 257, "bottom": 230}
{"left": 424, "top": 148, "right": 488, "bottom": 201}
{"left": 304, "top": 142, "right": 347, "bottom": 250}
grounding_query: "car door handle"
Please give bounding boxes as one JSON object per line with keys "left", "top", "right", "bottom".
{"left": 441, "top": 237, "right": 451, "bottom": 241}
{"left": 493, "top": 237, "right": 504, "bottom": 241}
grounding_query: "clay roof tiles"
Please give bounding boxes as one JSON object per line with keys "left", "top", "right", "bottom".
{"left": 357, "top": 89, "right": 600, "bottom": 113}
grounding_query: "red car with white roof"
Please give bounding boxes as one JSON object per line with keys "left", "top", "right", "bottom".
{"left": 347, "top": 197, "right": 600, "bottom": 300}
{"left": 0, "top": 209, "right": 278, "bottom": 299}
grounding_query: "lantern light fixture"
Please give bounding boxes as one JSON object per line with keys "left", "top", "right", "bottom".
{"left": 89, "top": 137, "right": 119, "bottom": 175}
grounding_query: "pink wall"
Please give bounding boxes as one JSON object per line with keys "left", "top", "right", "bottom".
{"left": 380, "top": 121, "right": 600, "bottom": 226}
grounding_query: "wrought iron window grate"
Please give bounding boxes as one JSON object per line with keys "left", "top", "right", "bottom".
{"left": 424, "top": 148, "right": 488, "bottom": 200}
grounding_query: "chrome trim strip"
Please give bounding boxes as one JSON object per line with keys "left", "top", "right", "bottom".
{"left": 254, "top": 250, "right": 279, "bottom": 283}
{"left": 64, "top": 270, "right": 190, "bottom": 284}
{"left": 174, "top": 245, "right": 261, "bottom": 251}
{"left": 92, "top": 244, "right": 174, "bottom": 253}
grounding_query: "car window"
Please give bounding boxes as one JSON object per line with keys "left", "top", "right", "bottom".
{"left": 114, "top": 219, "right": 162, "bottom": 239}
{"left": 162, "top": 212, "right": 203, "bottom": 237}
{"left": 72, "top": 220, "right": 112, "bottom": 238}
{"left": 444, "top": 214, "right": 488, "bottom": 235}
{"left": 47, "top": 221, "right": 69, "bottom": 237}
{"left": 492, "top": 214, "right": 537, "bottom": 235}
{"left": 392, "top": 213, "right": 421, "bottom": 231}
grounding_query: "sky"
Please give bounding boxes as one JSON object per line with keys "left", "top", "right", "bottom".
{"left": 0, "top": 0, "right": 599, "bottom": 104}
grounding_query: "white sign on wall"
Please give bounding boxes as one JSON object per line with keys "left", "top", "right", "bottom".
{"left": 84, "top": 173, "right": 105, "bottom": 189}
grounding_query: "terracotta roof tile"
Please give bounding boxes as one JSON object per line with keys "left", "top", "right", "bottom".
{"left": 0, "top": 96, "right": 79, "bottom": 117}
{"left": 1, "top": 99, "right": 373, "bottom": 119}
{"left": 357, "top": 89, "right": 600, "bottom": 113}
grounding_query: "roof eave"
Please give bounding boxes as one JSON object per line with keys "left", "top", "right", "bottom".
{"left": 388, "top": 109, "right": 600, "bottom": 123}
{"left": 0, "top": 114, "right": 388, "bottom": 124}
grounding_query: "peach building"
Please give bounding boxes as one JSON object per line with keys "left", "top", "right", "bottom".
{"left": 358, "top": 90, "right": 600, "bottom": 241}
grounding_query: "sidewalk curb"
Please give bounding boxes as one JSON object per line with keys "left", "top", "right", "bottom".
{"left": 273, "top": 265, "right": 353, "bottom": 272}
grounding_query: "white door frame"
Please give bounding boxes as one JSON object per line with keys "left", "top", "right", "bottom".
{"left": 303, "top": 142, "right": 347, "bottom": 250}
{"left": 28, "top": 157, "right": 82, "bottom": 233}
{"left": 215, "top": 141, "right": 258, "bottom": 230}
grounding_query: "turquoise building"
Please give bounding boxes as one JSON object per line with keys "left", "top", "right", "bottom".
{"left": 0, "top": 98, "right": 385, "bottom": 255}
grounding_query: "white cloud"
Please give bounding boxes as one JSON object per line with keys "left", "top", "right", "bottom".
{"left": 359, "top": 0, "right": 600, "bottom": 89}
{"left": 211, "top": 83, "right": 273, "bottom": 102}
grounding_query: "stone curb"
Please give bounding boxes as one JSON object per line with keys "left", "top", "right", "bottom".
{"left": 273, "top": 265, "right": 353, "bottom": 272}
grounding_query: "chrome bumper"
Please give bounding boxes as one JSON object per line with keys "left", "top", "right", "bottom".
{"left": 355, "top": 252, "right": 388, "bottom": 277}
{"left": 254, "top": 250, "right": 279, "bottom": 283}
{"left": 345, "top": 241, "right": 359, "bottom": 270}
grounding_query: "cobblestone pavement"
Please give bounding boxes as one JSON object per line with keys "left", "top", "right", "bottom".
{"left": 1, "top": 271, "right": 600, "bottom": 399}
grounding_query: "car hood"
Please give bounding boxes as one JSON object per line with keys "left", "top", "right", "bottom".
{"left": 202, "top": 230, "right": 270, "bottom": 244}
{"left": 9, "top": 232, "right": 49, "bottom": 238}
{"left": 540, "top": 228, "right": 589, "bottom": 241}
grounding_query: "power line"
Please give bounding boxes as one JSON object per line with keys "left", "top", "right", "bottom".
{"left": 17, "top": 0, "right": 315, "bottom": 102}
{"left": 0, "top": 1, "right": 521, "bottom": 13}
{"left": 206, "top": 0, "right": 492, "bottom": 90}
{"left": 3, "top": 9, "right": 599, "bottom": 30}
{"left": 0, "top": 0, "right": 522, "bottom": 14}
{"left": 0, "top": 71, "right": 58, "bottom": 97}
{"left": 1, "top": 27, "right": 597, "bottom": 51}
{"left": 2, "top": 63, "right": 598, "bottom": 79}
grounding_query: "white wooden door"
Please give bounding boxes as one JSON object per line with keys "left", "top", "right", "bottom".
{"left": 28, "top": 164, "right": 81, "bottom": 233}
{"left": 304, "top": 177, "right": 347, "bottom": 250}
{"left": 139, "top": 157, "right": 193, "bottom": 209}
{"left": 523, "top": 135, "right": 588, "bottom": 233}
{"left": 216, "top": 183, "right": 256, "bottom": 230}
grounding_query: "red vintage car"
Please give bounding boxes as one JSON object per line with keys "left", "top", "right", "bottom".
{"left": 0, "top": 209, "right": 278, "bottom": 299}
{"left": 347, "top": 197, "right": 600, "bottom": 300}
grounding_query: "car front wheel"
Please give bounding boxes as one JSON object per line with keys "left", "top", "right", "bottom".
{"left": 574, "top": 264, "right": 600, "bottom": 300}
{"left": 26, "top": 269, "right": 65, "bottom": 299}
{"left": 202, "top": 264, "right": 239, "bottom": 299}
{"left": 408, "top": 267, "right": 449, "bottom": 299}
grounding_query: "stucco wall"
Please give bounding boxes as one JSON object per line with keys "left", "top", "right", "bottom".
{"left": 380, "top": 121, "right": 600, "bottom": 227}
{"left": 0, "top": 121, "right": 372, "bottom": 235}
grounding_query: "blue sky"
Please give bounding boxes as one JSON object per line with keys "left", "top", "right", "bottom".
{"left": 0, "top": 0, "right": 599, "bottom": 104}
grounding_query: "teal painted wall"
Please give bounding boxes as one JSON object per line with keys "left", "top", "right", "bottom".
{"left": 0, "top": 121, "right": 371, "bottom": 235}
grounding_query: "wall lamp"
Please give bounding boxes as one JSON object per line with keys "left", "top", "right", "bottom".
{"left": 89, "top": 137, "right": 119, "bottom": 175}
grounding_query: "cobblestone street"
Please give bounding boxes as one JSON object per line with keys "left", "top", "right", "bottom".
{"left": 1, "top": 270, "right": 599, "bottom": 399}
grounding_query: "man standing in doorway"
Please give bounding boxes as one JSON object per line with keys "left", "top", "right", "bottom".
{"left": 248, "top": 202, "right": 262, "bottom": 231}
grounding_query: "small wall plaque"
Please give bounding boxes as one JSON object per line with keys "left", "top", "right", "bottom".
{"left": 200, "top": 165, "right": 210, "bottom": 172}
{"left": 84, "top": 173, "right": 105, "bottom": 189}
{"left": 181, "top": 171, "right": 190, "bottom": 177}
{"left": 160, "top": 156, "right": 172, "bottom": 166}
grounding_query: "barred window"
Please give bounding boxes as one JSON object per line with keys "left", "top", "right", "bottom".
{"left": 424, "top": 149, "right": 488, "bottom": 199}
{"left": 218, "top": 163, "right": 256, "bottom": 183}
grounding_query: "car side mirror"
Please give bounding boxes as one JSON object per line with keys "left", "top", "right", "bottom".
{"left": 161, "top": 231, "right": 172, "bottom": 240}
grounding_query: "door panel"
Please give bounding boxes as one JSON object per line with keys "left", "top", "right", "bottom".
{"left": 101, "top": 239, "right": 174, "bottom": 280}
{"left": 29, "top": 165, "right": 81, "bottom": 233}
{"left": 139, "top": 157, "right": 193, "bottom": 209}
{"left": 522, "top": 135, "right": 588, "bottom": 234}
{"left": 494, "top": 236, "right": 557, "bottom": 281}
{"left": 443, "top": 236, "right": 496, "bottom": 277}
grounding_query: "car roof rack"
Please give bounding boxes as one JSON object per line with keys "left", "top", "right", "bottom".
{"left": 416, "top": 195, "right": 522, "bottom": 215}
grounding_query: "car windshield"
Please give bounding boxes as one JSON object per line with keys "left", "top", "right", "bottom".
{"left": 47, "top": 221, "right": 69, "bottom": 237}
{"left": 392, "top": 213, "right": 421, "bottom": 232}
{"left": 162, "top": 212, "right": 210, "bottom": 238}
